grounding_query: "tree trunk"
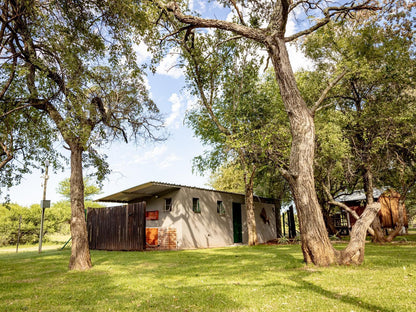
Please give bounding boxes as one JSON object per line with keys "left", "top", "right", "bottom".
{"left": 164, "top": 0, "right": 384, "bottom": 267}
{"left": 371, "top": 217, "right": 386, "bottom": 243}
{"left": 363, "top": 164, "right": 387, "bottom": 243}
{"left": 337, "top": 202, "right": 380, "bottom": 264}
{"left": 269, "top": 37, "right": 336, "bottom": 265}
{"left": 68, "top": 144, "right": 92, "bottom": 270}
{"left": 245, "top": 169, "right": 258, "bottom": 246}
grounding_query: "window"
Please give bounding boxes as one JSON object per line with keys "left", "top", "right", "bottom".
{"left": 217, "top": 200, "right": 225, "bottom": 215}
{"left": 192, "top": 198, "right": 201, "bottom": 213}
{"left": 165, "top": 198, "right": 172, "bottom": 211}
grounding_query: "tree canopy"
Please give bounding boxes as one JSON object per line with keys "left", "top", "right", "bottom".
{"left": 0, "top": 0, "right": 164, "bottom": 270}
{"left": 56, "top": 178, "right": 101, "bottom": 201}
{"left": 153, "top": 0, "right": 415, "bottom": 265}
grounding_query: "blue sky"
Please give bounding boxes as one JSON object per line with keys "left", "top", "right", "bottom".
{"left": 5, "top": 2, "right": 313, "bottom": 207}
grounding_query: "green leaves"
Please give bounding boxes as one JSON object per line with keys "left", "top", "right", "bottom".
{"left": 56, "top": 178, "right": 102, "bottom": 201}
{"left": 301, "top": 7, "right": 416, "bottom": 204}
{"left": 0, "top": 0, "right": 165, "bottom": 194}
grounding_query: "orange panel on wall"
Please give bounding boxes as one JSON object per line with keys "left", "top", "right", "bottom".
{"left": 146, "top": 228, "right": 158, "bottom": 246}
{"left": 146, "top": 210, "right": 159, "bottom": 220}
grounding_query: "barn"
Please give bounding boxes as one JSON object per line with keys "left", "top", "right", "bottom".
{"left": 91, "top": 182, "right": 277, "bottom": 251}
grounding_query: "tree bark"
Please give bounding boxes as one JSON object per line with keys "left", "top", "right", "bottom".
{"left": 363, "top": 164, "right": 387, "bottom": 243}
{"left": 268, "top": 37, "right": 336, "bottom": 265}
{"left": 68, "top": 144, "right": 92, "bottom": 270}
{"left": 245, "top": 168, "right": 258, "bottom": 246}
{"left": 164, "top": 0, "right": 382, "bottom": 266}
{"left": 337, "top": 202, "right": 380, "bottom": 264}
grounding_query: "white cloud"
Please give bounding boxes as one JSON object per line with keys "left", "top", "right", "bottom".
{"left": 142, "top": 76, "right": 152, "bottom": 98}
{"left": 165, "top": 91, "right": 198, "bottom": 129}
{"left": 197, "top": 0, "right": 206, "bottom": 12}
{"left": 226, "top": 11, "right": 235, "bottom": 23}
{"left": 159, "top": 154, "right": 181, "bottom": 169}
{"left": 133, "top": 42, "right": 152, "bottom": 64}
{"left": 165, "top": 93, "right": 183, "bottom": 128}
{"left": 133, "top": 145, "right": 168, "bottom": 164}
{"left": 184, "top": 92, "right": 198, "bottom": 111}
{"left": 156, "top": 48, "right": 184, "bottom": 79}
{"left": 127, "top": 144, "right": 181, "bottom": 170}
{"left": 287, "top": 43, "right": 314, "bottom": 72}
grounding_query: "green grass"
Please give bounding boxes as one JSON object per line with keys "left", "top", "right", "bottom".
{"left": 1, "top": 242, "right": 416, "bottom": 312}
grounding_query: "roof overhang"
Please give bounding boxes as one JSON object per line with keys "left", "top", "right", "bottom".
{"left": 96, "top": 182, "right": 181, "bottom": 203}
{"left": 97, "top": 181, "right": 276, "bottom": 204}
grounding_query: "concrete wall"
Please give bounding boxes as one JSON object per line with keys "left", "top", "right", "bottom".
{"left": 145, "top": 187, "right": 277, "bottom": 249}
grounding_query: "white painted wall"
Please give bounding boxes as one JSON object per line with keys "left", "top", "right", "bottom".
{"left": 144, "top": 187, "right": 277, "bottom": 249}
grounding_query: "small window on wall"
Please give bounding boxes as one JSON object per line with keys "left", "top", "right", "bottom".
{"left": 192, "top": 198, "right": 201, "bottom": 213}
{"left": 165, "top": 198, "right": 172, "bottom": 211}
{"left": 217, "top": 201, "right": 225, "bottom": 215}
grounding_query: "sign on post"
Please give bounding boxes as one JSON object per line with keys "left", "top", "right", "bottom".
{"left": 40, "top": 200, "right": 51, "bottom": 209}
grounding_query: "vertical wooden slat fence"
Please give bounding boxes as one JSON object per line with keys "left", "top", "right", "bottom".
{"left": 87, "top": 202, "right": 146, "bottom": 251}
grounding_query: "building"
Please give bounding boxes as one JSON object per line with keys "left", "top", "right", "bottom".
{"left": 95, "top": 182, "right": 277, "bottom": 250}
{"left": 330, "top": 189, "right": 408, "bottom": 235}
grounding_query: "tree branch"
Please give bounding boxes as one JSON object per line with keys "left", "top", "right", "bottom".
{"left": 323, "top": 184, "right": 375, "bottom": 236}
{"left": 0, "top": 141, "right": 13, "bottom": 170}
{"left": 159, "top": 25, "right": 196, "bottom": 42}
{"left": 182, "top": 41, "right": 231, "bottom": 136}
{"left": 229, "top": 0, "right": 246, "bottom": 26}
{"left": 164, "top": 1, "right": 266, "bottom": 43}
{"left": 0, "top": 99, "right": 48, "bottom": 118}
{"left": 311, "top": 69, "right": 347, "bottom": 115}
{"left": 285, "top": 2, "right": 381, "bottom": 42}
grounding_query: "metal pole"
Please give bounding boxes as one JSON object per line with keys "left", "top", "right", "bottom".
{"left": 38, "top": 161, "right": 49, "bottom": 253}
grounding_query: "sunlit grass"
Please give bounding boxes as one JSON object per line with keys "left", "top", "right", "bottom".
{"left": 1, "top": 241, "right": 415, "bottom": 311}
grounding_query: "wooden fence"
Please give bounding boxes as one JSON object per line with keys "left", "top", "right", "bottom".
{"left": 87, "top": 202, "right": 146, "bottom": 251}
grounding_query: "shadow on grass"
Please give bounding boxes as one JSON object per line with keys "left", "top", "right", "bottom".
{"left": 1, "top": 243, "right": 414, "bottom": 311}
{"left": 287, "top": 271, "right": 394, "bottom": 312}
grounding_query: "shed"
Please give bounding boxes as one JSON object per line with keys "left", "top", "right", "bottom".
{"left": 95, "top": 182, "right": 277, "bottom": 250}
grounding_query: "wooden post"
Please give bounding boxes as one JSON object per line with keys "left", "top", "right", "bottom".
{"left": 16, "top": 215, "right": 22, "bottom": 253}
{"left": 288, "top": 205, "right": 296, "bottom": 238}
{"left": 282, "top": 213, "right": 286, "bottom": 237}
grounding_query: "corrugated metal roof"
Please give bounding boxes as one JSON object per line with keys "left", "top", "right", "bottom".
{"left": 97, "top": 181, "right": 275, "bottom": 204}
{"left": 335, "top": 188, "right": 386, "bottom": 202}
{"left": 96, "top": 181, "right": 246, "bottom": 203}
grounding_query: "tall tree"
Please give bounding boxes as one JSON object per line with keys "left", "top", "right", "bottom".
{"left": 302, "top": 10, "right": 416, "bottom": 242}
{"left": 184, "top": 34, "right": 277, "bottom": 245}
{"left": 154, "top": 0, "right": 392, "bottom": 265}
{"left": 1, "top": 1, "right": 163, "bottom": 270}
{"left": 0, "top": 4, "right": 61, "bottom": 198}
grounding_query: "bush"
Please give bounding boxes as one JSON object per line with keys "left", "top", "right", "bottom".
{"left": 0, "top": 200, "right": 104, "bottom": 246}
{"left": 0, "top": 202, "right": 71, "bottom": 246}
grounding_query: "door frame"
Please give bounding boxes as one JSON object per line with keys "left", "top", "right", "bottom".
{"left": 232, "top": 202, "right": 243, "bottom": 243}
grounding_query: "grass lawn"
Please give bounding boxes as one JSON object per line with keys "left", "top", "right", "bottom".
{"left": 0, "top": 241, "right": 415, "bottom": 312}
